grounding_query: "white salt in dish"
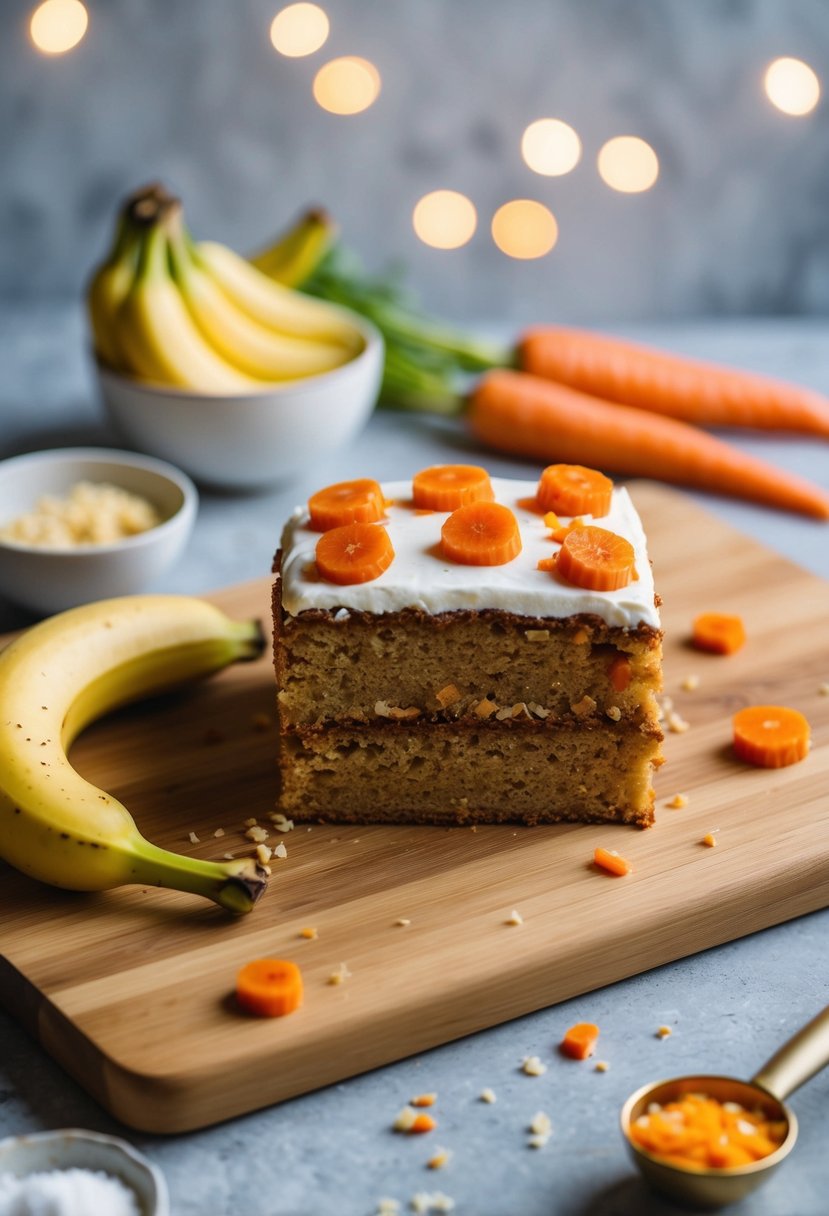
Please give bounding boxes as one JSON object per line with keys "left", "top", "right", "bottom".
{"left": 0, "top": 1130, "right": 168, "bottom": 1216}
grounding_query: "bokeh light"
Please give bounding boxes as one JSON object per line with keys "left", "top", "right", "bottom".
{"left": 29, "top": 0, "right": 88, "bottom": 55}
{"left": 269, "top": 3, "right": 329, "bottom": 58}
{"left": 312, "top": 56, "right": 381, "bottom": 115}
{"left": 597, "top": 136, "right": 659, "bottom": 193}
{"left": 412, "top": 191, "right": 477, "bottom": 250}
{"left": 521, "top": 119, "right": 582, "bottom": 176}
{"left": 764, "top": 57, "right": 820, "bottom": 116}
{"left": 491, "top": 200, "right": 558, "bottom": 260}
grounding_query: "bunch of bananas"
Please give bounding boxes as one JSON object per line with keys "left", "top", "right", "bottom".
{"left": 0, "top": 594, "right": 269, "bottom": 913}
{"left": 87, "top": 185, "right": 363, "bottom": 393}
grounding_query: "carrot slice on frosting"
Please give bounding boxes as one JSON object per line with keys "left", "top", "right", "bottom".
{"left": 413, "top": 464, "right": 494, "bottom": 512}
{"left": 537, "top": 464, "right": 613, "bottom": 518}
{"left": 440, "top": 501, "right": 522, "bottom": 566}
{"left": 308, "top": 478, "right": 385, "bottom": 531}
{"left": 555, "top": 525, "right": 635, "bottom": 591}
{"left": 315, "top": 522, "right": 395, "bottom": 584}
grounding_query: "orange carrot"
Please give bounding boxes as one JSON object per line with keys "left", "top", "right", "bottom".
{"left": 593, "top": 846, "right": 632, "bottom": 877}
{"left": 308, "top": 478, "right": 385, "bottom": 531}
{"left": 549, "top": 518, "right": 585, "bottom": 544}
{"left": 410, "top": 1113, "right": 437, "bottom": 1134}
{"left": 556, "top": 526, "right": 636, "bottom": 592}
{"left": 537, "top": 464, "right": 613, "bottom": 517}
{"left": 628, "top": 1091, "right": 787, "bottom": 1169}
{"left": 560, "top": 1022, "right": 600, "bottom": 1059}
{"left": 440, "top": 501, "right": 522, "bottom": 566}
{"left": 315, "top": 522, "right": 395, "bottom": 584}
{"left": 411, "top": 1093, "right": 437, "bottom": 1108}
{"left": 413, "top": 464, "right": 494, "bottom": 511}
{"left": 468, "top": 370, "right": 829, "bottom": 520}
{"left": 732, "top": 705, "right": 810, "bottom": 768}
{"left": 608, "top": 655, "right": 632, "bottom": 692}
{"left": 519, "top": 326, "right": 829, "bottom": 439}
{"left": 236, "top": 958, "right": 303, "bottom": 1017}
{"left": 692, "top": 612, "right": 747, "bottom": 655}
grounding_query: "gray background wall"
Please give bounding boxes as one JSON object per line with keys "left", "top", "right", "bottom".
{"left": 2, "top": 0, "right": 828, "bottom": 323}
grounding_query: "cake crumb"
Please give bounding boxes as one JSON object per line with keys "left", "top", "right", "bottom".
{"left": 528, "top": 1133, "right": 549, "bottom": 1149}
{"left": 473, "top": 697, "right": 497, "bottom": 719}
{"left": 427, "top": 1148, "right": 451, "bottom": 1169}
{"left": 667, "top": 710, "right": 691, "bottom": 734}
{"left": 188, "top": 831, "right": 200, "bottom": 844}
{"left": 606, "top": 705, "right": 622, "bottom": 722}
{"left": 595, "top": 1061, "right": 610, "bottom": 1072}
{"left": 412, "top": 1093, "right": 437, "bottom": 1108}
{"left": 528, "top": 1110, "right": 552, "bottom": 1147}
{"left": 393, "top": 1105, "right": 417, "bottom": 1132}
{"left": 435, "top": 684, "right": 461, "bottom": 708}
{"left": 395, "top": 918, "right": 411, "bottom": 927}
{"left": 524, "top": 629, "right": 550, "bottom": 642}
{"left": 410, "top": 1193, "right": 455, "bottom": 1213}
{"left": 377, "top": 1200, "right": 401, "bottom": 1215}
{"left": 269, "top": 813, "right": 295, "bottom": 833}
{"left": 328, "top": 961, "right": 351, "bottom": 985}
{"left": 243, "top": 817, "right": 258, "bottom": 828}
{"left": 255, "top": 843, "right": 272, "bottom": 865}
{"left": 213, "top": 827, "right": 226, "bottom": 838}
{"left": 666, "top": 793, "right": 688, "bottom": 809}
{"left": 681, "top": 674, "right": 700, "bottom": 691}
{"left": 273, "top": 842, "right": 288, "bottom": 859}
{"left": 479, "top": 1087, "right": 496, "bottom": 1104}
{"left": 299, "top": 926, "right": 318, "bottom": 939}
{"left": 521, "top": 1055, "right": 547, "bottom": 1077}
{"left": 701, "top": 832, "right": 718, "bottom": 848}
{"left": 245, "top": 825, "right": 269, "bottom": 843}
{"left": 656, "top": 1025, "right": 673, "bottom": 1039}
{"left": 505, "top": 909, "right": 524, "bottom": 926}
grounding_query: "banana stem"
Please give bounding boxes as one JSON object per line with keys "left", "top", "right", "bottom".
{"left": 129, "top": 840, "right": 269, "bottom": 914}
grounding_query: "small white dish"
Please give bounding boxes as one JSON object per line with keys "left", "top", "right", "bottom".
{"left": 95, "top": 311, "right": 384, "bottom": 490}
{"left": 0, "top": 447, "right": 197, "bottom": 617}
{"left": 0, "top": 1127, "right": 169, "bottom": 1216}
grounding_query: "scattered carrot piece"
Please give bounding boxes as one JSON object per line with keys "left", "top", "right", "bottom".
{"left": 692, "top": 613, "right": 747, "bottom": 655}
{"left": 315, "top": 522, "right": 395, "bottom": 585}
{"left": 235, "top": 958, "right": 303, "bottom": 1018}
{"left": 412, "top": 1093, "right": 437, "bottom": 1108}
{"left": 410, "top": 1114, "right": 437, "bottom": 1134}
{"left": 608, "top": 655, "right": 632, "bottom": 692}
{"left": 656, "top": 1025, "right": 673, "bottom": 1039}
{"left": 549, "top": 517, "right": 586, "bottom": 543}
{"left": 732, "top": 705, "right": 810, "bottom": 768}
{"left": 440, "top": 501, "right": 522, "bottom": 566}
{"left": 543, "top": 510, "right": 561, "bottom": 530}
{"left": 308, "top": 478, "right": 385, "bottom": 531}
{"left": 701, "top": 833, "right": 718, "bottom": 847}
{"left": 556, "top": 526, "right": 636, "bottom": 592}
{"left": 594, "top": 846, "right": 632, "bottom": 877}
{"left": 560, "top": 1022, "right": 600, "bottom": 1060}
{"left": 536, "top": 555, "right": 557, "bottom": 572}
{"left": 537, "top": 464, "right": 613, "bottom": 518}
{"left": 628, "top": 1091, "right": 787, "bottom": 1170}
{"left": 413, "top": 464, "right": 494, "bottom": 511}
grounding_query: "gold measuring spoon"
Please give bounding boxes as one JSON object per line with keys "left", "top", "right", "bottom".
{"left": 620, "top": 1003, "right": 829, "bottom": 1209}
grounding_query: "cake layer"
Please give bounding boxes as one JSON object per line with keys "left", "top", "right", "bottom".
{"left": 274, "top": 597, "right": 662, "bottom": 728}
{"left": 278, "top": 720, "right": 662, "bottom": 827}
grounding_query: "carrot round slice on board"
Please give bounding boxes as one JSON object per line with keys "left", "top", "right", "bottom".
{"left": 537, "top": 464, "right": 613, "bottom": 517}
{"left": 308, "top": 478, "right": 385, "bottom": 531}
{"left": 440, "top": 501, "right": 522, "bottom": 566}
{"left": 555, "top": 525, "right": 635, "bottom": 591}
{"left": 236, "top": 958, "right": 303, "bottom": 1017}
{"left": 315, "top": 522, "right": 395, "bottom": 584}
{"left": 412, "top": 464, "right": 494, "bottom": 511}
{"left": 692, "top": 612, "right": 746, "bottom": 655}
{"left": 732, "top": 705, "right": 810, "bottom": 768}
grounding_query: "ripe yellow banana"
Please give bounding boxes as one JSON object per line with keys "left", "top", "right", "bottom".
{"left": 114, "top": 220, "right": 263, "bottom": 393}
{"left": 86, "top": 216, "right": 139, "bottom": 369}
{"left": 196, "top": 239, "right": 362, "bottom": 351}
{"left": 0, "top": 595, "right": 269, "bottom": 913}
{"left": 249, "top": 207, "right": 338, "bottom": 287}
{"left": 167, "top": 226, "right": 354, "bottom": 381}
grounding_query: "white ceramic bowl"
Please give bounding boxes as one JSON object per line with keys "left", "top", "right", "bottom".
{"left": 95, "top": 313, "right": 384, "bottom": 490}
{"left": 0, "top": 448, "right": 197, "bottom": 616}
{"left": 0, "top": 1128, "right": 169, "bottom": 1216}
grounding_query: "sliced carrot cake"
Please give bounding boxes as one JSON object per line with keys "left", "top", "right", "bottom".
{"left": 272, "top": 464, "right": 663, "bottom": 827}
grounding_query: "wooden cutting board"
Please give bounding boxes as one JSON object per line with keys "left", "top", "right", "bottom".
{"left": 1, "top": 483, "right": 828, "bottom": 1134}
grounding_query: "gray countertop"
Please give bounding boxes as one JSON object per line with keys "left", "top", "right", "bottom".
{"left": 1, "top": 304, "right": 827, "bottom": 1216}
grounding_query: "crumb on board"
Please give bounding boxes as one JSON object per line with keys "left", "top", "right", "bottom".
{"left": 213, "top": 827, "right": 225, "bottom": 838}
{"left": 427, "top": 1148, "right": 452, "bottom": 1170}
{"left": 222, "top": 851, "right": 236, "bottom": 860}
{"left": 410, "top": 1193, "right": 455, "bottom": 1213}
{"left": 393, "top": 1106, "right": 417, "bottom": 1132}
{"left": 521, "top": 1055, "right": 547, "bottom": 1077}
{"left": 243, "top": 817, "right": 258, "bottom": 828}
{"left": 667, "top": 710, "right": 691, "bottom": 734}
{"left": 255, "top": 843, "right": 272, "bottom": 866}
{"left": 269, "top": 812, "right": 295, "bottom": 832}
{"left": 412, "top": 1093, "right": 437, "bottom": 1108}
{"left": 595, "top": 1061, "right": 610, "bottom": 1072}
{"left": 819, "top": 683, "right": 829, "bottom": 696}
{"left": 701, "top": 832, "right": 718, "bottom": 848}
{"left": 299, "top": 926, "right": 318, "bottom": 939}
{"left": 245, "top": 825, "right": 269, "bottom": 843}
{"left": 395, "top": 918, "right": 411, "bottom": 927}
{"left": 187, "top": 831, "right": 200, "bottom": 844}
{"left": 529, "top": 1111, "right": 552, "bottom": 1137}
{"left": 376, "top": 1200, "right": 401, "bottom": 1216}
{"left": 656, "top": 1025, "right": 673, "bottom": 1039}
{"left": 666, "top": 793, "right": 689, "bottom": 809}
{"left": 328, "top": 961, "right": 351, "bottom": 986}
{"left": 479, "top": 1088, "right": 496, "bottom": 1104}
{"left": 505, "top": 909, "right": 524, "bottom": 926}
{"left": 273, "top": 842, "right": 288, "bottom": 859}
{"left": 681, "top": 674, "right": 700, "bottom": 691}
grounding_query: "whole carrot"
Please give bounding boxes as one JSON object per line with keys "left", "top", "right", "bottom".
{"left": 519, "top": 327, "right": 829, "bottom": 439}
{"left": 468, "top": 370, "right": 829, "bottom": 520}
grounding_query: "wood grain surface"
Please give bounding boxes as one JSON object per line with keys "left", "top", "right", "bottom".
{"left": 1, "top": 483, "right": 828, "bottom": 1134}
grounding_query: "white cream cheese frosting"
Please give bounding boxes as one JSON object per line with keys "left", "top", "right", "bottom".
{"left": 279, "top": 478, "right": 660, "bottom": 629}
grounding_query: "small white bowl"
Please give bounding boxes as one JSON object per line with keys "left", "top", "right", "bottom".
{"left": 0, "top": 448, "right": 197, "bottom": 616}
{"left": 0, "top": 1127, "right": 169, "bottom": 1216}
{"left": 96, "top": 312, "right": 384, "bottom": 490}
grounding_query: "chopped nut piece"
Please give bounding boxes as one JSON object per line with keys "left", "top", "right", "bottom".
{"left": 243, "top": 817, "right": 258, "bottom": 828}
{"left": 213, "top": 827, "right": 226, "bottom": 838}
{"left": 681, "top": 674, "right": 700, "bottom": 691}
{"left": 529, "top": 1111, "right": 552, "bottom": 1137}
{"left": 701, "top": 832, "right": 717, "bottom": 848}
{"left": 273, "top": 819, "right": 294, "bottom": 833}
{"left": 667, "top": 711, "right": 691, "bottom": 734}
{"left": 521, "top": 1055, "right": 547, "bottom": 1077}
{"left": 245, "top": 825, "right": 269, "bottom": 843}
{"left": 412, "top": 1093, "right": 437, "bottom": 1108}
{"left": 666, "top": 793, "right": 688, "bottom": 809}
{"left": 273, "top": 842, "right": 288, "bottom": 859}
{"left": 606, "top": 705, "right": 622, "bottom": 722}
{"left": 389, "top": 705, "right": 422, "bottom": 720}
{"left": 527, "top": 702, "right": 550, "bottom": 719}
{"left": 505, "top": 909, "right": 524, "bottom": 926}
{"left": 395, "top": 917, "right": 411, "bottom": 927}
{"left": 187, "top": 831, "right": 200, "bottom": 844}
{"left": 375, "top": 701, "right": 392, "bottom": 718}
{"left": 299, "top": 926, "right": 318, "bottom": 939}
{"left": 524, "top": 629, "right": 550, "bottom": 642}
{"left": 435, "top": 684, "right": 461, "bottom": 708}
{"left": 479, "top": 1088, "right": 496, "bottom": 1104}
{"left": 255, "top": 843, "right": 272, "bottom": 865}
{"left": 571, "top": 695, "right": 597, "bottom": 718}
{"left": 495, "top": 705, "right": 515, "bottom": 720}
{"left": 656, "top": 1025, "right": 673, "bottom": 1039}
{"left": 377, "top": 1200, "right": 401, "bottom": 1216}
{"left": 393, "top": 1105, "right": 417, "bottom": 1132}
{"left": 595, "top": 1061, "right": 610, "bottom": 1072}
{"left": 328, "top": 961, "right": 351, "bottom": 985}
